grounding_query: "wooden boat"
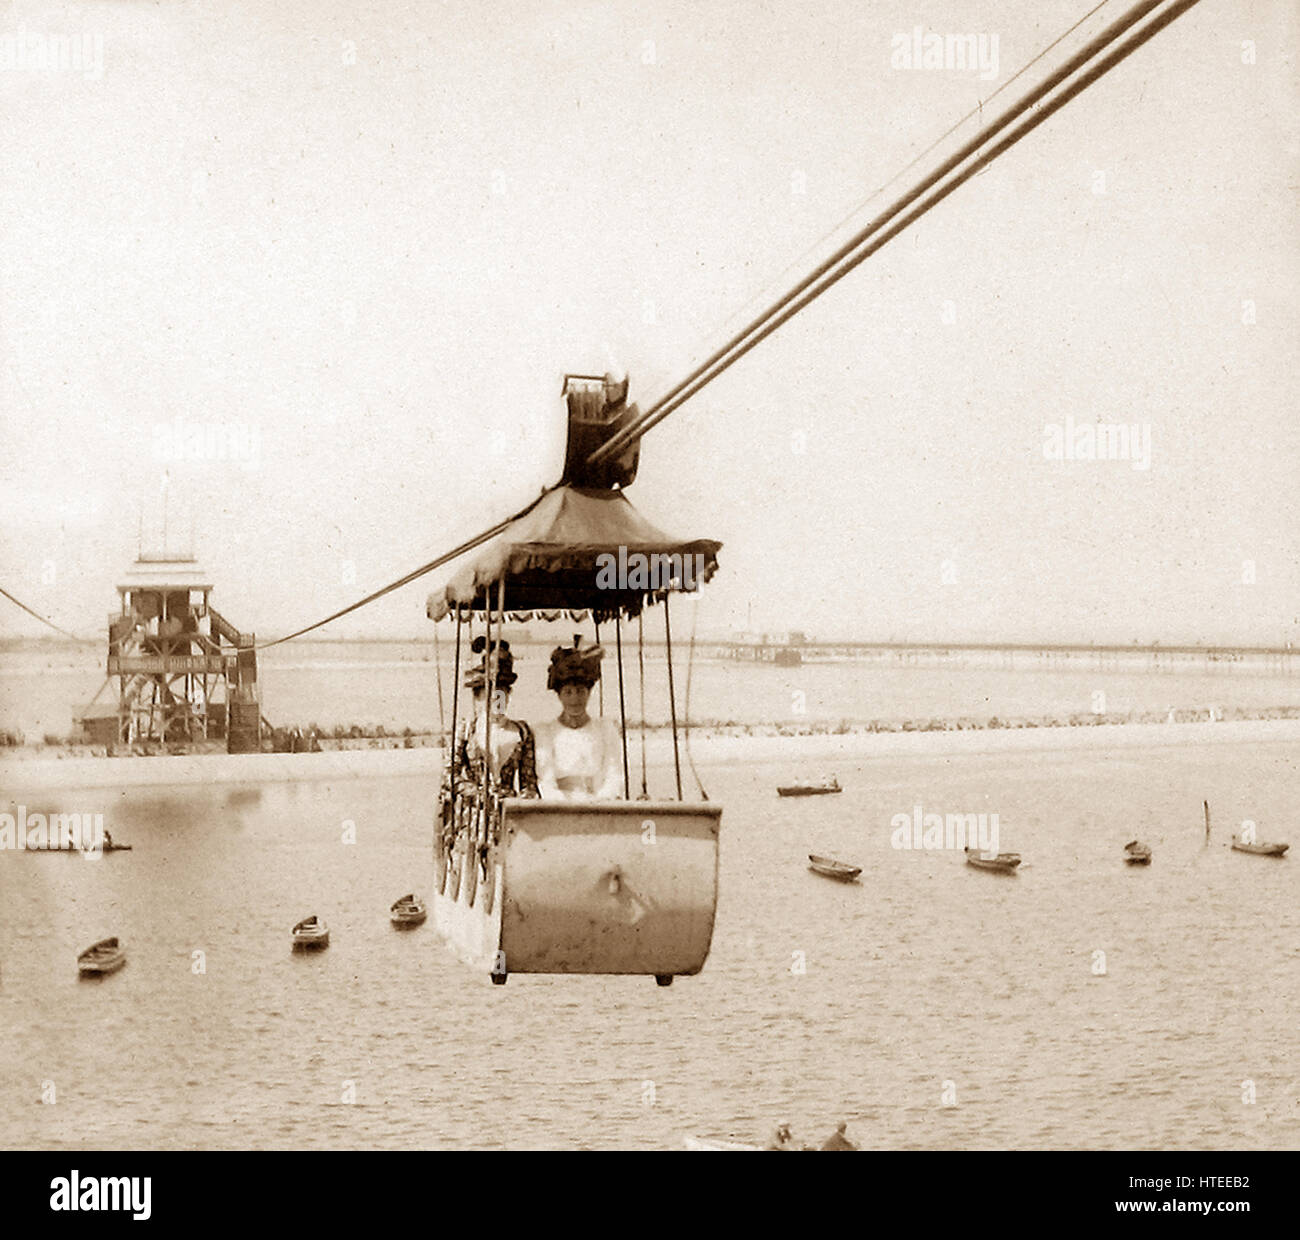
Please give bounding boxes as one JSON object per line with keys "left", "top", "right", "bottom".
{"left": 292, "top": 915, "right": 330, "bottom": 948}
{"left": 78, "top": 937, "right": 126, "bottom": 976}
{"left": 808, "top": 854, "right": 861, "bottom": 882}
{"left": 390, "top": 894, "right": 428, "bottom": 926}
{"left": 777, "top": 777, "right": 841, "bottom": 797}
{"left": 685, "top": 1125, "right": 858, "bottom": 1151}
{"left": 1123, "top": 840, "right": 1152, "bottom": 865}
{"left": 683, "top": 1135, "right": 763, "bottom": 1151}
{"left": 1230, "top": 836, "right": 1289, "bottom": 857}
{"left": 965, "top": 848, "right": 1021, "bottom": 874}
{"left": 29, "top": 838, "right": 131, "bottom": 852}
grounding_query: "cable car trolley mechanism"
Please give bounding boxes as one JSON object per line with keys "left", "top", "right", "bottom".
{"left": 426, "top": 374, "right": 723, "bottom": 986}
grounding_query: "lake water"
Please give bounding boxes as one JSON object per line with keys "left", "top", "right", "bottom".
{"left": 2, "top": 732, "right": 1297, "bottom": 1150}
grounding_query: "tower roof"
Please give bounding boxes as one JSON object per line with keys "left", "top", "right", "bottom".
{"left": 116, "top": 555, "right": 213, "bottom": 593}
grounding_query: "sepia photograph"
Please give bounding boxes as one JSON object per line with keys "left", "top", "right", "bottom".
{"left": 1, "top": 0, "right": 1295, "bottom": 1213}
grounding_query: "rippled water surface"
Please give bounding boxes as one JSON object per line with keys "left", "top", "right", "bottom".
{"left": 2, "top": 736, "right": 1297, "bottom": 1150}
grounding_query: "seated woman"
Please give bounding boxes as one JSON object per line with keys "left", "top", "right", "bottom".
{"left": 449, "top": 638, "right": 539, "bottom": 800}
{"left": 534, "top": 636, "right": 624, "bottom": 800}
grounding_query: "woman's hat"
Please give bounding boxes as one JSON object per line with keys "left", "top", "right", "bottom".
{"left": 463, "top": 636, "right": 517, "bottom": 691}
{"left": 547, "top": 634, "right": 604, "bottom": 691}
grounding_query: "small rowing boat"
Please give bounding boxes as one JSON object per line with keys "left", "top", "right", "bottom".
{"left": 78, "top": 830, "right": 131, "bottom": 853}
{"left": 1230, "top": 836, "right": 1289, "bottom": 857}
{"left": 292, "top": 915, "right": 330, "bottom": 948}
{"left": 26, "top": 840, "right": 132, "bottom": 852}
{"left": 778, "top": 777, "right": 841, "bottom": 797}
{"left": 808, "top": 854, "right": 861, "bottom": 882}
{"left": 1123, "top": 840, "right": 1152, "bottom": 865}
{"left": 965, "top": 848, "right": 1021, "bottom": 874}
{"left": 390, "top": 894, "right": 428, "bottom": 926}
{"left": 683, "top": 1136, "right": 763, "bottom": 1151}
{"left": 78, "top": 937, "right": 126, "bottom": 976}
{"left": 685, "top": 1121, "right": 859, "bottom": 1151}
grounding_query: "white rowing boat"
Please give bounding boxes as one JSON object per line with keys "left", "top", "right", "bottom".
{"left": 808, "top": 854, "right": 861, "bottom": 882}
{"left": 965, "top": 848, "right": 1021, "bottom": 874}
{"left": 292, "top": 915, "right": 330, "bottom": 948}
{"left": 682, "top": 1136, "right": 763, "bottom": 1151}
{"left": 78, "top": 937, "right": 126, "bottom": 976}
{"left": 778, "top": 777, "right": 841, "bottom": 797}
{"left": 1230, "top": 836, "right": 1288, "bottom": 857}
{"left": 390, "top": 894, "right": 428, "bottom": 926}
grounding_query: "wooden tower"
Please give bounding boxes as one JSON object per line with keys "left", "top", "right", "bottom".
{"left": 107, "top": 554, "right": 259, "bottom": 749}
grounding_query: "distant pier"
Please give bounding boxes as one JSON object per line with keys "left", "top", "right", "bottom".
{"left": 699, "top": 638, "right": 1297, "bottom": 676}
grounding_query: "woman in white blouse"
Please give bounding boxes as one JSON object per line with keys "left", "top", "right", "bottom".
{"left": 534, "top": 636, "right": 623, "bottom": 800}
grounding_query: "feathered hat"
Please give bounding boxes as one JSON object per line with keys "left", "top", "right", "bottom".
{"left": 463, "top": 636, "right": 517, "bottom": 691}
{"left": 547, "top": 634, "right": 604, "bottom": 691}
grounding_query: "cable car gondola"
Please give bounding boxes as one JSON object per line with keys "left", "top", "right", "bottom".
{"left": 425, "top": 375, "right": 723, "bottom": 986}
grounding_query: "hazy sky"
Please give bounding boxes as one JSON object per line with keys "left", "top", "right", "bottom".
{"left": 2, "top": 0, "right": 1296, "bottom": 645}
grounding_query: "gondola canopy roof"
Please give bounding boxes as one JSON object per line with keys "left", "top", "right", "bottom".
{"left": 426, "top": 485, "right": 721, "bottom": 621}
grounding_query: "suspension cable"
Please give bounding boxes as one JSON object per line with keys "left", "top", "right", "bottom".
{"left": 589, "top": 0, "right": 1199, "bottom": 466}
{"left": 690, "top": 0, "right": 1113, "bottom": 370}
{"left": 0, "top": 584, "right": 95, "bottom": 642}
{"left": 253, "top": 491, "right": 546, "bottom": 650}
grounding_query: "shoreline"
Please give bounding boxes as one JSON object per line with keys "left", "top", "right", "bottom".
{"left": 3, "top": 717, "right": 1298, "bottom": 791}
{"left": 8, "top": 702, "right": 1300, "bottom": 756}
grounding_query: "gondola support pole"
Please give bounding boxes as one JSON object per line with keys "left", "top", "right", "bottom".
{"left": 664, "top": 596, "right": 683, "bottom": 801}
{"left": 615, "top": 615, "right": 630, "bottom": 800}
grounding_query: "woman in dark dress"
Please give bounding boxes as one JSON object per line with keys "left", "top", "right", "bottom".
{"left": 437, "top": 638, "right": 538, "bottom": 900}
{"left": 449, "top": 638, "right": 539, "bottom": 799}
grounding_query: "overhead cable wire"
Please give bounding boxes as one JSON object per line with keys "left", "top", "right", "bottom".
{"left": 694, "top": 0, "right": 1115, "bottom": 364}
{"left": 252, "top": 491, "right": 549, "bottom": 649}
{"left": 0, "top": 584, "right": 94, "bottom": 642}
{"left": 588, "top": 0, "right": 1199, "bottom": 466}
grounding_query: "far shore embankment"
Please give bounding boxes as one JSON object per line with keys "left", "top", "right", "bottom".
{"left": 3, "top": 717, "right": 1298, "bottom": 792}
